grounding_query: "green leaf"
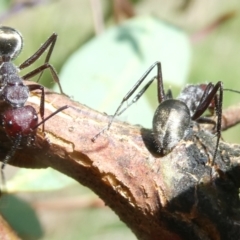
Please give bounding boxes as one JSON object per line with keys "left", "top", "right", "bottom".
{"left": 0, "top": 0, "right": 10, "bottom": 15}
{"left": 58, "top": 15, "right": 191, "bottom": 128}
{"left": 7, "top": 168, "right": 76, "bottom": 192}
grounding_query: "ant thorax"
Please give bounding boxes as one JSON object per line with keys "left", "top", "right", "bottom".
{"left": 0, "top": 62, "right": 29, "bottom": 107}
{"left": 177, "top": 84, "right": 206, "bottom": 117}
{"left": 0, "top": 61, "right": 19, "bottom": 89}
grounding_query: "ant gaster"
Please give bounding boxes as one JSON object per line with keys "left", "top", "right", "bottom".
{"left": 0, "top": 26, "right": 68, "bottom": 177}
{"left": 92, "top": 61, "right": 223, "bottom": 166}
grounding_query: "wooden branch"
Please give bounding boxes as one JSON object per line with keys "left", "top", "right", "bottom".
{"left": 221, "top": 104, "right": 240, "bottom": 130}
{"left": 1, "top": 85, "right": 240, "bottom": 240}
{"left": 0, "top": 215, "right": 20, "bottom": 240}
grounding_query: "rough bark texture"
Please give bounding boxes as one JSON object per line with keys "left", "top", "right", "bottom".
{"left": 0, "top": 215, "right": 20, "bottom": 240}
{"left": 0, "top": 85, "right": 240, "bottom": 240}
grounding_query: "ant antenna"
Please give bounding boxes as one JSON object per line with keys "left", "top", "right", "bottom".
{"left": 224, "top": 89, "right": 240, "bottom": 94}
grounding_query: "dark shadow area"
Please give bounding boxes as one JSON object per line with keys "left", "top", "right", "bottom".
{"left": 140, "top": 127, "right": 163, "bottom": 156}
{"left": 154, "top": 130, "right": 240, "bottom": 239}
{"left": 138, "top": 125, "right": 240, "bottom": 239}
{"left": 159, "top": 164, "right": 240, "bottom": 239}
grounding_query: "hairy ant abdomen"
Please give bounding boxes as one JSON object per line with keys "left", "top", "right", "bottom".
{"left": 2, "top": 106, "right": 38, "bottom": 138}
{"left": 153, "top": 99, "right": 191, "bottom": 153}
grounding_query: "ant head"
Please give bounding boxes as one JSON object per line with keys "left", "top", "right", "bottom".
{"left": 0, "top": 26, "right": 23, "bottom": 60}
{"left": 2, "top": 105, "right": 38, "bottom": 139}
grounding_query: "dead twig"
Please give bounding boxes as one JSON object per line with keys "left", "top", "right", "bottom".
{"left": 1, "top": 84, "right": 240, "bottom": 240}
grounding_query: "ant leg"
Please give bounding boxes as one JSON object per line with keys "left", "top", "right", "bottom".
{"left": 110, "top": 62, "right": 164, "bottom": 119}
{"left": 192, "top": 81, "right": 223, "bottom": 165}
{"left": 196, "top": 83, "right": 215, "bottom": 106}
{"left": 32, "top": 105, "right": 84, "bottom": 133}
{"left": 117, "top": 77, "right": 156, "bottom": 116}
{"left": 196, "top": 117, "right": 216, "bottom": 129}
{"left": 27, "top": 84, "right": 70, "bottom": 133}
{"left": 212, "top": 91, "right": 223, "bottom": 164}
{"left": 92, "top": 76, "right": 156, "bottom": 141}
{"left": 224, "top": 89, "right": 240, "bottom": 94}
{"left": 22, "top": 63, "right": 65, "bottom": 95}
{"left": 191, "top": 82, "right": 220, "bottom": 120}
{"left": 165, "top": 89, "right": 173, "bottom": 99}
{"left": 19, "top": 33, "right": 57, "bottom": 69}
{"left": 28, "top": 84, "right": 45, "bottom": 132}
{"left": 92, "top": 61, "right": 165, "bottom": 141}
{"left": 0, "top": 105, "right": 79, "bottom": 188}
{"left": 1, "top": 135, "right": 22, "bottom": 190}
{"left": 18, "top": 33, "right": 64, "bottom": 94}
{"left": 32, "top": 105, "right": 71, "bottom": 130}
{"left": 117, "top": 77, "right": 171, "bottom": 115}
{"left": 111, "top": 62, "right": 165, "bottom": 120}
{"left": 118, "top": 79, "right": 176, "bottom": 117}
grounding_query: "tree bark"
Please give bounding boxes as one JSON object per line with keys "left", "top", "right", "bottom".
{"left": 0, "top": 215, "right": 20, "bottom": 240}
{"left": 1, "top": 85, "right": 240, "bottom": 240}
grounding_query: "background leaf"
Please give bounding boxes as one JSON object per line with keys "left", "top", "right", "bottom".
{"left": 7, "top": 168, "right": 76, "bottom": 192}
{"left": 57, "top": 15, "right": 191, "bottom": 128}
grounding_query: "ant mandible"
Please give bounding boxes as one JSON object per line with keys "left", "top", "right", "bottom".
{"left": 0, "top": 26, "right": 68, "bottom": 178}
{"left": 92, "top": 61, "right": 223, "bottom": 166}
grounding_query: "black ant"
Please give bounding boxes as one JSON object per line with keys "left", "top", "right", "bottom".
{"left": 92, "top": 61, "right": 224, "bottom": 166}
{"left": 0, "top": 26, "right": 70, "bottom": 184}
